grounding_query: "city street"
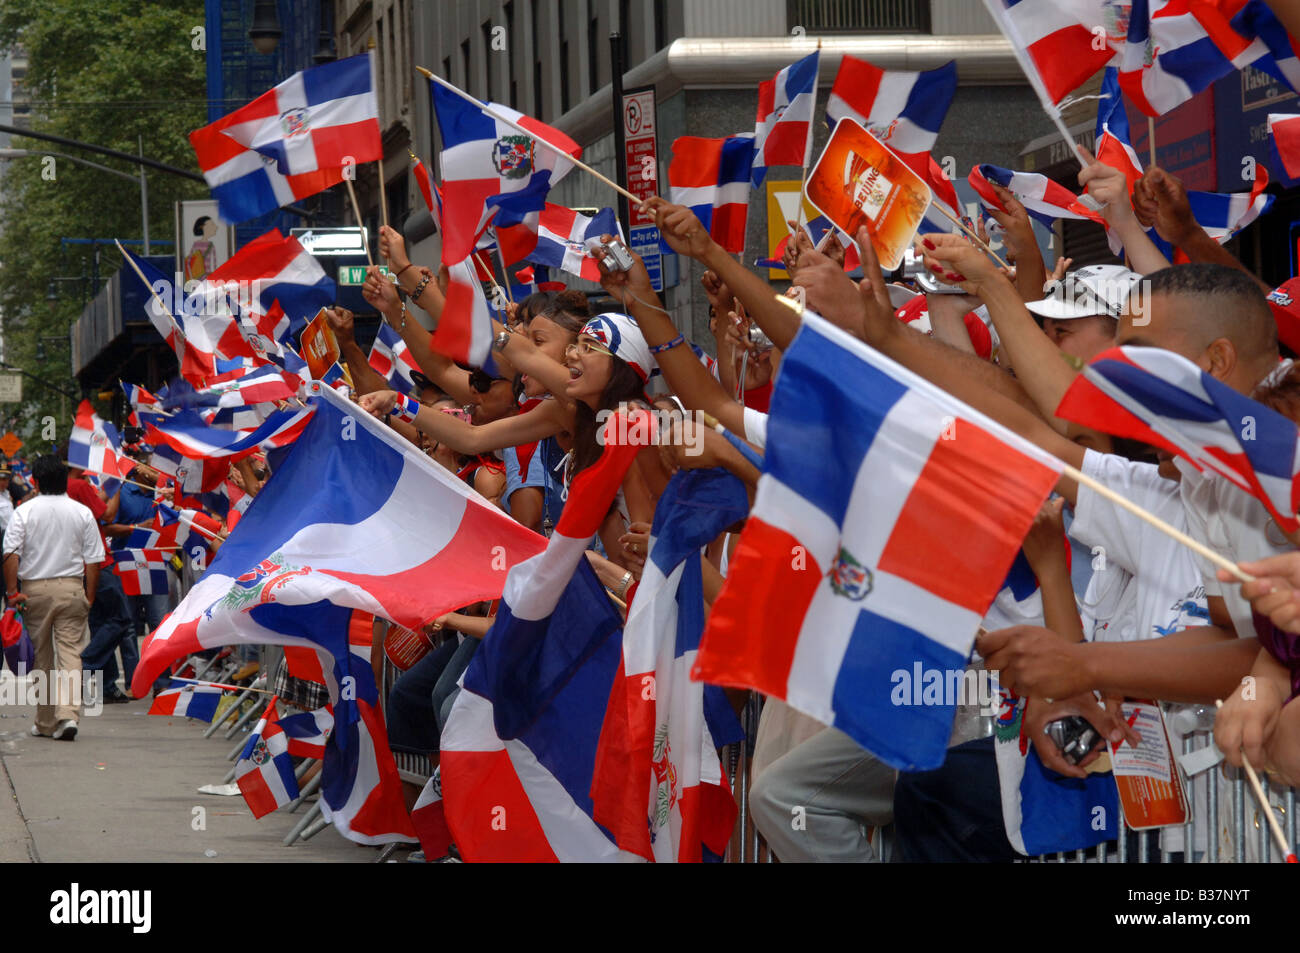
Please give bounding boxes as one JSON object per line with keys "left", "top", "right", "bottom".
{"left": 0, "top": 683, "right": 366, "bottom": 864}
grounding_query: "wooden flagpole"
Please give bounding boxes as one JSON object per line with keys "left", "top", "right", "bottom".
{"left": 1147, "top": 117, "right": 1158, "bottom": 168}
{"left": 61, "top": 463, "right": 156, "bottom": 495}
{"left": 1216, "top": 700, "right": 1299, "bottom": 862}
{"left": 114, "top": 239, "right": 185, "bottom": 343}
{"left": 417, "top": 67, "right": 643, "bottom": 207}
{"left": 931, "top": 203, "right": 1013, "bottom": 271}
{"left": 344, "top": 178, "right": 376, "bottom": 267}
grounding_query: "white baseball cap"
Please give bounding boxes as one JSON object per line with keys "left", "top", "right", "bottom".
{"left": 1026, "top": 264, "right": 1141, "bottom": 321}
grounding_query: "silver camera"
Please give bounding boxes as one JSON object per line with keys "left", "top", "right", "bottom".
{"left": 585, "top": 237, "right": 635, "bottom": 273}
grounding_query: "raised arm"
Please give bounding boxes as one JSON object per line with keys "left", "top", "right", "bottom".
{"left": 358, "top": 389, "right": 566, "bottom": 455}
{"left": 1077, "top": 150, "right": 1170, "bottom": 275}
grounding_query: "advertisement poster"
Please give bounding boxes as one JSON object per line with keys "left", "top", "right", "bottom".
{"left": 804, "top": 119, "right": 931, "bottom": 271}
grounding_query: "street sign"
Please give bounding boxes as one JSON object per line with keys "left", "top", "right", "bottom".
{"left": 0, "top": 375, "right": 21, "bottom": 403}
{"left": 0, "top": 432, "right": 23, "bottom": 457}
{"left": 338, "top": 264, "right": 389, "bottom": 286}
{"left": 292, "top": 227, "right": 369, "bottom": 256}
{"left": 622, "top": 85, "right": 664, "bottom": 291}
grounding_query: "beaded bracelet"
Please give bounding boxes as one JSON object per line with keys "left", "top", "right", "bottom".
{"left": 410, "top": 272, "right": 433, "bottom": 303}
{"left": 649, "top": 334, "right": 685, "bottom": 355}
{"left": 391, "top": 394, "right": 421, "bottom": 424}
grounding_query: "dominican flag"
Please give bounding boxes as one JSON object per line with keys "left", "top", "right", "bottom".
{"left": 993, "top": 682, "right": 1119, "bottom": 856}
{"left": 121, "top": 383, "right": 162, "bottom": 427}
{"left": 589, "top": 468, "right": 747, "bottom": 862}
{"left": 190, "top": 56, "right": 378, "bottom": 222}
{"left": 524, "top": 204, "right": 622, "bottom": 282}
{"left": 216, "top": 54, "right": 381, "bottom": 179}
{"left": 367, "top": 323, "right": 421, "bottom": 393}
{"left": 667, "top": 135, "right": 755, "bottom": 254}
{"left": 69, "top": 401, "right": 132, "bottom": 485}
{"left": 124, "top": 250, "right": 221, "bottom": 382}
{"left": 138, "top": 405, "right": 315, "bottom": 484}
{"left": 968, "top": 164, "right": 1105, "bottom": 230}
{"left": 1117, "top": 0, "right": 1269, "bottom": 116}
{"left": 433, "top": 257, "right": 500, "bottom": 373}
{"left": 411, "top": 152, "right": 439, "bottom": 224}
{"left": 278, "top": 705, "right": 333, "bottom": 758}
{"left": 208, "top": 229, "right": 336, "bottom": 347}
{"left": 1186, "top": 166, "right": 1273, "bottom": 244}
{"left": 825, "top": 57, "right": 956, "bottom": 158}
{"left": 201, "top": 365, "right": 300, "bottom": 408}
{"left": 692, "top": 315, "right": 1064, "bottom": 771}
{"left": 752, "top": 50, "right": 819, "bottom": 187}
{"left": 111, "top": 548, "right": 171, "bottom": 597}
{"left": 442, "top": 410, "right": 677, "bottom": 861}
{"left": 411, "top": 769, "right": 453, "bottom": 860}
{"left": 981, "top": 0, "right": 1117, "bottom": 105}
{"left": 236, "top": 700, "right": 300, "bottom": 819}
{"left": 148, "top": 682, "right": 223, "bottom": 722}
{"left": 431, "top": 79, "right": 581, "bottom": 266}
{"left": 129, "top": 381, "right": 544, "bottom": 701}
{"left": 1055, "top": 345, "right": 1300, "bottom": 533}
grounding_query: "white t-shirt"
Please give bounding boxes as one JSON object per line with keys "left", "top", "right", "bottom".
{"left": 1070, "top": 450, "right": 1209, "bottom": 643}
{"left": 0, "top": 492, "right": 13, "bottom": 532}
{"left": 1068, "top": 451, "right": 1210, "bottom": 854}
{"left": 742, "top": 407, "right": 767, "bottom": 450}
{"left": 1179, "top": 463, "right": 1294, "bottom": 640}
{"left": 2, "top": 494, "right": 105, "bottom": 581}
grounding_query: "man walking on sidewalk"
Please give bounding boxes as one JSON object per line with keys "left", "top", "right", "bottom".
{"left": 3, "top": 455, "right": 104, "bottom": 741}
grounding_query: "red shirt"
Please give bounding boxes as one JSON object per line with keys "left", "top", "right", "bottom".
{"left": 66, "top": 477, "right": 110, "bottom": 568}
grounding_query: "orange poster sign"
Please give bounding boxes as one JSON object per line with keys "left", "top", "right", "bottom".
{"left": 803, "top": 118, "right": 931, "bottom": 271}
{"left": 300, "top": 308, "right": 342, "bottom": 382}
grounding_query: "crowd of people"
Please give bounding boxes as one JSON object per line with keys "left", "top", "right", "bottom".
{"left": 7, "top": 149, "right": 1300, "bottom": 863}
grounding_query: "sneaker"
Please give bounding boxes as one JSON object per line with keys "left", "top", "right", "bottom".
{"left": 102, "top": 692, "right": 131, "bottom": 704}
{"left": 51, "top": 720, "right": 77, "bottom": 741}
{"left": 29, "top": 726, "right": 48, "bottom": 738}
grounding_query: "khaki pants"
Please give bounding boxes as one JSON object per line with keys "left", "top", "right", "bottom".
{"left": 22, "top": 577, "right": 89, "bottom": 733}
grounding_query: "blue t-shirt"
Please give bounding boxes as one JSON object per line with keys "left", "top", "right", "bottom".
{"left": 117, "top": 481, "right": 155, "bottom": 526}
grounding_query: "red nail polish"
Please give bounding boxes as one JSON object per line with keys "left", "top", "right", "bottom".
{"left": 922, "top": 238, "right": 936, "bottom": 250}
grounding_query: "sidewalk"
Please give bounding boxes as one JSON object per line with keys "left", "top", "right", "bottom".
{"left": 0, "top": 681, "right": 372, "bottom": 863}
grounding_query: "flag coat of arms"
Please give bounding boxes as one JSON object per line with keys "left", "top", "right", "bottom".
{"left": 1055, "top": 345, "right": 1300, "bottom": 533}
{"left": 432, "top": 80, "right": 582, "bottom": 266}
{"left": 236, "top": 700, "right": 300, "bottom": 818}
{"left": 667, "top": 135, "right": 755, "bottom": 254}
{"left": 752, "top": 50, "right": 819, "bottom": 187}
{"left": 692, "top": 314, "right": 1064, "bottom": 771}
{"left": 825, "top": 56, "right": 956, "bottom": 158}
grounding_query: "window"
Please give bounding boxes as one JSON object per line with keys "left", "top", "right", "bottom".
{"left": 588, "top": 0, "right": 599, "bottom": 96}
{"left": 481, "top": 20, "right": 493, "bottom": 101}
{"left": 460, "top": 39, "right": 470, "bottom": 90}
{"left": 654, "top": 0, "right": 667, "bottom": 51}
{"left": 505, "top": 1, "right": 517, "bottom": 109}
{"left": 787, "top": 0, "right": 930, "bottom": 33}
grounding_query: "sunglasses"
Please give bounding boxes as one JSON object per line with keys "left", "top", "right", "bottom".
{"left": 565, "top": 339, "right": 614, "bottom": 359}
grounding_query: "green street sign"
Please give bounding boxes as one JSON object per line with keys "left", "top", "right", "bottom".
{"left": 337, "top": 264, "right": 389, "bottom": 285}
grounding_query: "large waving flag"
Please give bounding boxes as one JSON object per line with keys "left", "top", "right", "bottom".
{"left": 1055, "top": 345, "right": 1300, "bottom": 533}
{"left": 1186, "top": 165, "right": 1273, "bottom": 243}
{"left": 524, "top": 204, "right": 622, "bottom": 282}
{"left": 367, "top": 323, "right": 421, "bottom": 394}
{"left": 752, "top": 50, "right": 819, "bottom": 187}
{"left": 236, "top": 699, "right": 300, "bottom": 819}
{"left": 69, "top": 401, "right": 132, "bottom": 484}
{"left": 431, "top": 79, "right": 582, "bottom": 266}
{"left": 692, "top": 314, "right": 1064, "bottom": 771}
{"left": 1230, "top": 0, "right": 1300, "bottom": 93}
{"left": 968, "top": 164, "right": 1105, "bottom": 229}
{"left": 825, "top": 57, "right": 956, "bottom": 157}
{"left": 130, "top": 381, "right": 544, "bottom": 698}
{"left": 216, "top": 54, "right": 381, "bottom": 179}
{"left": 590, "top": 468, "right": 747, "bottom": 862}
{"left": 321, "top": 695, "right": 417, "bottom": 844}
{"left": 667, "top": 135, "right": 755, "bottom": 254}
